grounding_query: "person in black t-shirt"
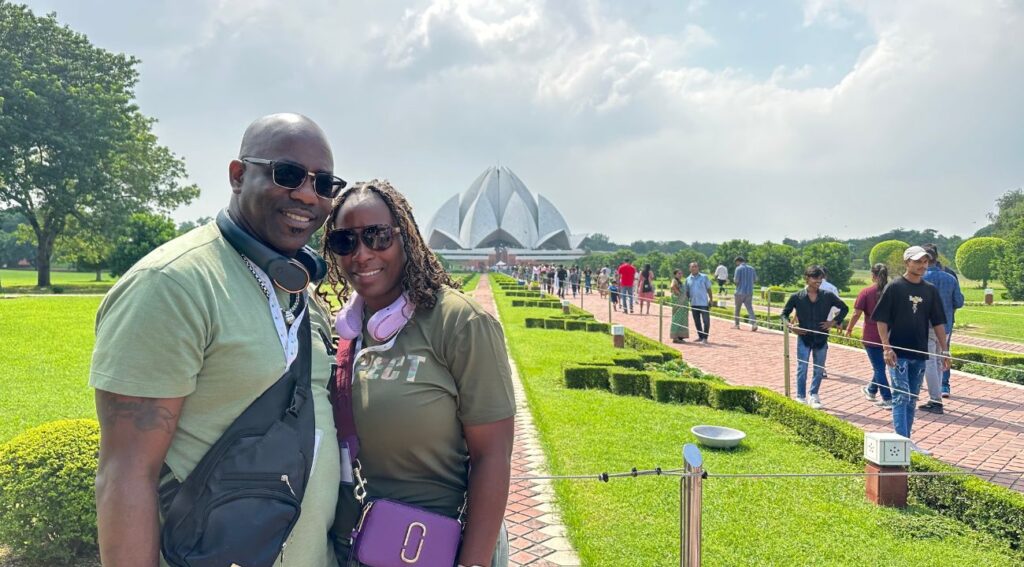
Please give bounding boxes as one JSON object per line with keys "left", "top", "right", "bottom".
{"left": 872, "top": 246, "right": 949, "bottom": 454}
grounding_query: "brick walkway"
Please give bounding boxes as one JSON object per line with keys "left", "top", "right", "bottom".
{"left": 572, "top": 290, "right": 1024, "bottom": 491}
{"left": 473, "top": 276, "right": 582, "bottom": 566}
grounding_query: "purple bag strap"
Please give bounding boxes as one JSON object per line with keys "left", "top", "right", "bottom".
{"left": 330, "top": 338, "right": 361, "bottom": 460}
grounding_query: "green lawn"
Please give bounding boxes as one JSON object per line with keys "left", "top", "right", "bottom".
{"left": 490, "top": 279, "right": 1023, "bottom": 566}
{"left": 0, "top": 296, "right": 100, "bottom": 443}
{"left": 0, "top": 268, "right": 115, "bottom": 294}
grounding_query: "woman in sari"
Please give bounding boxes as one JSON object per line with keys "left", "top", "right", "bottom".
{"left": 597, "top": 267, "right": 610, "bottom": 299}
{"left": 670, "top": 269, "right": 690, "bottom": 343}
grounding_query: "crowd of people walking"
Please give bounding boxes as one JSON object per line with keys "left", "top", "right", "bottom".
{"left": 506, "top": 242, "right": 965, "bottom": 456}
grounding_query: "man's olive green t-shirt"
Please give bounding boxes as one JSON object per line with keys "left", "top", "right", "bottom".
{"left": 333, "top": 287, "right": 516, "bottom": 541}
{"left": 89, "top": 223, "right": 340, "bottom": 567}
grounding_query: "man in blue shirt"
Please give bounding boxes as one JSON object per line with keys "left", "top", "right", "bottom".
{"left": 919, "top": 244, "right": 964, "bottom": 413}
{"left": 685, "top": 262, "right": 714, "bottom": 343}
{"left": 733, "top": 256, "right": 758, "bottom": 331}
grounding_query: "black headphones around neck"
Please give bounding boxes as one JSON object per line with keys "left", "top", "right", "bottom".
{"left": 216, "top": 209, "right": 327, "bottom": 293}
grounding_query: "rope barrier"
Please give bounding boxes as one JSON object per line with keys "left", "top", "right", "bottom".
{"left": 509, "top": 467, "right": 1024, "bottom": 482}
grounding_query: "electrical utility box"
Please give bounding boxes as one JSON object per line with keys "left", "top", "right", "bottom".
{"left": 864, "top": 432, "right": 910, "bottom": 467}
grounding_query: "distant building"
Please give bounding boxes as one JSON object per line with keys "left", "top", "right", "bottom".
{"left": 425, "top": 166, "right": 586, "bottom": 269}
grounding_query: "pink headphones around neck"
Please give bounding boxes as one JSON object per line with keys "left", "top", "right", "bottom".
{"left": 336, "top": 292, "right": 414, "bottom": 342}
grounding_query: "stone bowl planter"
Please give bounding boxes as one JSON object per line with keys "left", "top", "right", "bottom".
{"left": 691, "top": 425, "right": 746, "bottom": 449}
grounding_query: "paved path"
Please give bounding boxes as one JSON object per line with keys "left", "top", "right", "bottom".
{"left": 571, "top": 290, "right": 1024, "bottom": 491}
{"left": 473, "top": 277, "right": 582, "bottom": 566}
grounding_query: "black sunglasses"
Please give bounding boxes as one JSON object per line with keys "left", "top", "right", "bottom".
{"left": 327, "top": 224, "right": 400, "bottom": 256}
{"left": 241, "top": 157, "right": 347, "bottom": 199}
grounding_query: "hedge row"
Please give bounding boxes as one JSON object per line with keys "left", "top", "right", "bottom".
{"left": 511, "top": 299, "right": 561, "bottom": 308}
{"left": 524, "top": 318, "right": 610, "bottom": 333}
{"left": 623, "top": 328, "right": 681, "bottom": 362}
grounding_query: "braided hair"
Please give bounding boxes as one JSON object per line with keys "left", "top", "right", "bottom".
{"left": 317, "top": 179, "right": 456, "bottom": 311}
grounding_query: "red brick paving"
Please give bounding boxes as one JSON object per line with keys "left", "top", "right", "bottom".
{"left": 574, "top": 290, "right": 1024, "bottom": 491}
{"left": 472, "top": 276, "right": 581, "bottom": 566}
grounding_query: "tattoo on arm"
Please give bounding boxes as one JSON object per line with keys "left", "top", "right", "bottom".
{"left": 99, "top": 395, "right": 177, "bottom": 434}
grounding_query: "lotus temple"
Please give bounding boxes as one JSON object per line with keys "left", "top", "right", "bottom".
{"left": 425, "top": 166, "right": 586, "bottom": 269}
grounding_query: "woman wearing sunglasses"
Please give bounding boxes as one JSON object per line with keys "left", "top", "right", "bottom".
{"left": 319, "top": 180, "right": 515, "bottom": 567}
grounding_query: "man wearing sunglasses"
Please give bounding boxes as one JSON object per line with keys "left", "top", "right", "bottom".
{"left": 91, "top": 113, "right": 342, "bottom": 567}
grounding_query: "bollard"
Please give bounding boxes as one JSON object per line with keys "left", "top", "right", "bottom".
{"left": 562, "top": 299, "right": 571, "bottom": 315}
{"left": 680, "top": 443, "right": 703, "bottom": 567}
{"left": 864, "top": 433, "right": 910, "bottom": 508}
{"left": 783, "top": 319, "right": 791, "bottom": 398}
{"left": 985, "top": 288, "right": 994, "bottom": 305}
{"left": 611, "top": 324, "right": 625, "bottom": 348}
{"left": 659, "top": 302, "right": 665, "bottom": 343}
{"left": 608, "top": 294, "right": 613, "bottom": 324}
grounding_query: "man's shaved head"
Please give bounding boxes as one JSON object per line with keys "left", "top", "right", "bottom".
{"left": 228, "top": 113, "right": 336, "bottom": 255}
{"left": 238, "top": 113, "right": 332, "bottom": 164}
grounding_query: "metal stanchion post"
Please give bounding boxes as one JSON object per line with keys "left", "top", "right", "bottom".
{"left": 680, "top": 443, "right": 703, "bottom": 567}
{"left": 608, "top": 293, "right": 613, "bottom": 324}
{"left": 783, "top": 318, "right": 791, "bottom": 398}
{"left": 767, "top": 293, "right": 772, "bottom": 319}
{"left": 659, "top": 301, "right": 664, "bottom": 343}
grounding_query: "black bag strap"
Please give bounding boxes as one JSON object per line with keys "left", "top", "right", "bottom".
{"left": 159, "top": 299, "right": 313, "bottom": 518}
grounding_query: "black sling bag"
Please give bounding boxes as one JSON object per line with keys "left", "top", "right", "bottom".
{"left": 158, "top": 302, "right": 316, "bottom": 567}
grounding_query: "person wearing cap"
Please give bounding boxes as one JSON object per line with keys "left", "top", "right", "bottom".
{"left": 923, "top": 243, "right": 962, "bottom": 399}
{"left": 919, "top": 244, "right": 964, "bottom": 411}
{"left": 872, "top": 246, "right": 950, "bottom": 455}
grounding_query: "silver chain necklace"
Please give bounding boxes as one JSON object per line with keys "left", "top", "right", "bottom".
{"left": 240, "top": 255, "right": 301, "bottom": 325}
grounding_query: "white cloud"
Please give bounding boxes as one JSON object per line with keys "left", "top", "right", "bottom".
{"left": 23, "top": 0, "right": 1024, "bottom": 242}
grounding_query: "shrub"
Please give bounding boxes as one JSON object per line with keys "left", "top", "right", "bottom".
{"left": 586, "top": 322, "right": 610, "bottom": 333}
{"left": 611, "top": 353, "right": 644, "bottom": 369}
{"left": 909, "top": 454, "right": 1024, "bottom": 550}
{"left": 0, "top": 419, "right": 100, "bottom": 564}
{"left": 565, "top": 320, "right": 588, "bottom": 331}
{"left": 753, "top": 389, "right": 863, "bottom": 464}
{"left": 563, "top": 365, "right": 610, "bottom": 390}
{"left": 512, "top": 300, "right": 525, "bottom": 307}
{"left": 654, "top": 378, "right": 710, "bottom": 405}
{"left": 870, "top": 240, "right": 910, "bottom": 275}
{"left": 956, "top": 236, "right": 1007, "bottom": 288}
{"left": 543, "top": 319, "right": 566, "bottom": 330}
{"left": 638, "top": 351, "right": 665, "bottom": 363}
{"left": 708, "top": 385, "right": 759, "bottom": 413}
{"left": 610, "top": 370, "right": 652, "bottom": 398}
{"left": 959, "top": 363, "right": 1024, "bottom": 385}
{"left": 525, "top": 317, "right": 546, "bottom": 329}
{"left": 623, "top": 329, "right": 680, "bottom": 361}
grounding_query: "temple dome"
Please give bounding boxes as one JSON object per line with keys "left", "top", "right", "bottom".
{"left": 426, "top": 166, "right": 584, "bottom": 250}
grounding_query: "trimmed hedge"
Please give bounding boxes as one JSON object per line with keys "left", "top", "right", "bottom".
{"left": 611, "top": 353, "right": 644, "bottom": 370}
{"left": 910, "top": 454, "right": 1024, "bottom": 549}
{"left": 610, "top": 370, "right": 653, "bottom": 398}
{"left": 563, "top": 365, "right": 611, "bottom": 390}
{"left": 586, "top": 322, "right": 610, "bottom": 333}
{"left": 0, "top": 419, "right": 100, "bottom": 563}
{"left": 638, "top": 351, "right": 665, "bottom": 363}
{"left": 544, "top": 319, "right": 566, "bottom": 330}
{"left": 565, "top": 320, "right": 588, "bottom": 331}
{"left": 623, "top": 329, "right": 680, "bottom": 361}
{"left": 654, "top": 378, "right": 711, "bottom": 405}
{"left": 753, "top": 389, "right": 863, "bottom": 464}
{"left": 709, "top": 386, "right": 759, "bottom": 413}
{"left": 525, "top": 317, "right": 546, "bottom": 328}
{"left": 960, "top": 363, "right": 1024, "bottom": 385}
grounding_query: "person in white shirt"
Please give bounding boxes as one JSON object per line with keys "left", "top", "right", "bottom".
{"left": 714, "top": 264, "right": 728, "bottom": 296}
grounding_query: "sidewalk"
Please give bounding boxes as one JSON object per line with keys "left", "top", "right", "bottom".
{"left": 574, "top": 290, "right": 1024, "bottom": 491}
{"left": 473, "top": 276, "right": 582, "bottom": 567}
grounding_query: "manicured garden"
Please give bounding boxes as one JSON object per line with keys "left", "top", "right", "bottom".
{"left": 489, "top": 275, "right": 1024, "bottom": 565}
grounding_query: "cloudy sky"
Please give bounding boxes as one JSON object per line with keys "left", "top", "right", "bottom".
{"left": 21, "top": 0, "right": 1024, "bottom": 243}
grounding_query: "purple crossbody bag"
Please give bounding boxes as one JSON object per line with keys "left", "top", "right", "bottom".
{"left": 332, "top": 339, "right": 465, "bottom": 567}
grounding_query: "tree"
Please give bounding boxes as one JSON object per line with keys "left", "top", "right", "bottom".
{"left": 708, "top": 239, "right": 754, "bottom": 278}
{"left": 986, "top": 188, "right": 1024, "bottom": 237}
{"left": 579, "top": 233, "right": 617, "bottom": 252}
{"left": 177, "top": 216, "right": 213, "bottom": 235}
{"left": 869, "top": 240, "right": 909, "bottom": 275}
{"left": 797, "top": 242, "right": 853, "bottom": 291}
{"left": 0, "top": 210, "right": 35, "bottom": 267}
{"left": 997, "top": 219, "right": 1024, "bottom": 301}
{"left": 750, "top": 242, "right": 799, "bottom": 286}
{"left": 956, "top": 237, "right": 1007, "bottom": 288}
{"left": 107, "top": 212, "right": 178, "bottom": 276}
{"left": 662, "top": 248, "right": 707, "bottom": 279}
{"left": 638, "top": 250, "right": 666, "bottom": 279}
{"left": 0, "top": 5, "right": 198, "bottom": 286}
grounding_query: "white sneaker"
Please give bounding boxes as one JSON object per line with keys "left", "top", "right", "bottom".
{"left": 809, "top": 394, "right": 823, "bottom": 409}
{"left": 910, "top": 442, "right": 932, "bottom": 456}
{"left": 795, "top": 396, "right": 807, "bottom": 404}
{"left": 876, "top": 399, "right": 893, "bottom": 410}
{"left": 861, "top": 386, "right": 876, "bottom": 401}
